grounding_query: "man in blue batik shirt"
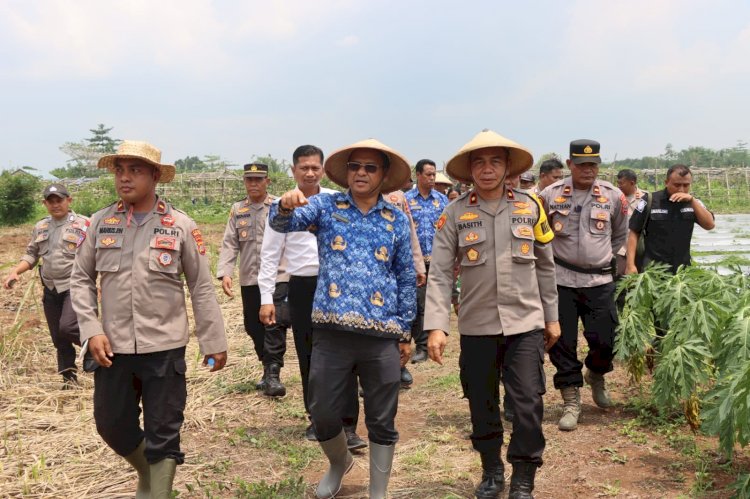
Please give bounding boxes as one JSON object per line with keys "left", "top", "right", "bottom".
{"left": 405, "top": 159, "right": 448, "bottom": 365}
{"left": 269, "top": 138, "right": 416, "bottom": 499}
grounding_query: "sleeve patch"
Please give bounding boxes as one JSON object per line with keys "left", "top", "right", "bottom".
{"left": 620, "top": 194, "right": 628, "bottom": 215}
{"left": 192, "top": 228, "right": 206, "bottom": 255}
{"left": 635, "top": 199, "right": 647, "bottom": 212}
{"left": 436, "top": 213, "right": 447, "bottom": 231}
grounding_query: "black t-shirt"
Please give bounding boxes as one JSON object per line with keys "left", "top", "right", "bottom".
{"left": 628, "top": 189, "right": 709, "bottom": 273}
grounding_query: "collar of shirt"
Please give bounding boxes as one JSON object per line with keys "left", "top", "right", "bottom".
{"left": 343, "top": 189, "right": 388, "bottom": 215}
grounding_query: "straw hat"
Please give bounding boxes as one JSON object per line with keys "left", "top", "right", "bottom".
{"left": 98, "top": 140, "right": 176, "bottom": 183}
{"left": 435, "top": 171, "right": 453, "bottom": 186}
{"left": 324, "top": 138, "right": 411, "bottom": 193}
{"left": 445, "top": 129, "right": 534, "bottom": 184}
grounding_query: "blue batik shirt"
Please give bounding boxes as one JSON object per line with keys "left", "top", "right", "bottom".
{"left": 405, "top": 188, "right": 448, "bottom": 262}
{"left": 269, "top": 190, "right": 416, "bottom": 341}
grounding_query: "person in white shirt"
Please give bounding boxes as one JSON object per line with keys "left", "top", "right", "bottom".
{"left": 258, "top": 145, "right": 365, "bottom": 450}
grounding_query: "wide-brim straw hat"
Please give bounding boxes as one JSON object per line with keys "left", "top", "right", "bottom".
{"left": 435, "top": 171, "right": 453, "bottom": 186}
{"left": 324, "top": 138, "right": 411, "bottom": 193}
{"left": 446, "top": 129, "right": 534, "bottom": 184}
{"left": 98, "top": 140, "right": 176, "bottom": 183}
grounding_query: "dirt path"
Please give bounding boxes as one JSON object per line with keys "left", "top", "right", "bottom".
{"left": 0, "top": 223, "right": 745, "bottom": 498}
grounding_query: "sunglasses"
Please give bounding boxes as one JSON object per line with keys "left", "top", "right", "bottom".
{"left": 346, "top": 162, "right": 380, "bottom": 174}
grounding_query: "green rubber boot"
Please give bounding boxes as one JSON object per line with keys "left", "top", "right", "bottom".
{"left": 123, "top": 440, "right": 150, "bottom": 499}
{"left": 149, "top": 458, "right": 177, "bottom": 499}
{"left": 316, "top": 430, "right": 354, "bottom": 498}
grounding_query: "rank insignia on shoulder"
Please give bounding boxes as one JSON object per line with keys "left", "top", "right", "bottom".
{"left": 506, "top": 189, "right": 515, "bottom": 200}
{"left": 466, "top": 247, "right": 479, "bottom": 262}
{"left": 116, "top": 201, "right": 125, "bottom": 212}
{"left": 554, "top": 196, "right": 567, "bottom": 203}
{"left": 331, "top": 235, "right": 347, "bottom": 251}
{"left": 101, "top": 237, "right": 116, "bottom": 247}
{"left": 635, "top": 199, "right": 647, "bottom": 212}
{"left": 336, "top": 200, "right": 351, "bottom": 209}
{"left": 158, "top": 251, "right": 173, "bottom": 266}
{"left": 161, "top": 215, "right": 175, "bottom": 227}
{"left": 465, "top": 231, "right": 479, "bottom": 242}
{"left": 329, "top": 283, "right": 341, "bottom": 298}
{"left": 562, "top": 185, "right": 572, "bottom": 195}
{"left": 380, "top": 208, "right": 395, "bottom": 222}
{"left": 374, "top": 246, "right": 389, "bottom": 262}
{"left": 104, "top": 216, "right": 121, "bottom": 225}
{"left": 468, "top": 192, "right": 478, "bottom": 205}
{"left": 156, "top": 200, "right": 167, "bottom": 214}
{"left": 459, "top": 212, "right": 478, "bottom": 221}
{"left": 370, "top": 291, "right": 384, "bottom": 307}
{"left": 593, "top": 185, "right": 601, "bottom": 196}
{"left": 436, "top": 213, "right": 447, "bottom": 231}
{"left": 192, "top": 229, "right": 206, "bottom": 255}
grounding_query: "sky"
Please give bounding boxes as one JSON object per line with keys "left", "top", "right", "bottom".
{"left": 1, "top": 0, "right": 749, "bottom": 176}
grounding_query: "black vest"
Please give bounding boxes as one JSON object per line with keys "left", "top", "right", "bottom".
{"left": 642, "top": 189, "right": 696, "bottom": 272}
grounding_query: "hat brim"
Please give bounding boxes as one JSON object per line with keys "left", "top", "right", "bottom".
{"left": 324, "top": 139, "right": 411, "bottom": 194}
{"left": 570, "top": 155, "right": 601, "bottom": 165}
{"left": 97, "top": 154, "right": 176, "bottom": 183}
{"left": 445, "top": 130, "right": 534, "bottom": 184}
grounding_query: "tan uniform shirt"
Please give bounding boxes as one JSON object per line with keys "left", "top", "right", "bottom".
{"left": 384, "top": 190, "right": 427, "bottom": 275}
{"left": 70, "top": 198, "right": 227, "bottom": 355}
{"left": 424, "top": 188, "right": 558, "bottom": 336}
{"left": 539, "top": 178, "right": 628, "bottom": 288}
{"left": 216, "top": 196, "right": 288, "bottom": 286}
{"left": 21, "top": 211, "right": 89, "bottom": 292}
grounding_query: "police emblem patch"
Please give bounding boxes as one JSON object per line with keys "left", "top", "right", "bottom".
{"left": 596, "top": 220, "right": 605, "bottom": 230}
{"left": 67, "top": 242, "right": 76, "bottom": 250}
{"left": 466, "top": 248, "right": 479, "bottom": 262}
{"left": 192, "top": 229, "right": 206, "bottom": 255}
{"left": 436, "top": 213, "right": 447, "bottom": 231}
{"left": 161, "top": 215, "right": 175, "bottom": 227}
{"left": 390, "top": 194, "right": 398, "bottom": 202}
{"left": 157, "top": 252, "right": 172, "bottom": 266}
{"left": 336, "top": 200, "right": 351, "bottom": 209}
{"left": 331, "top": 235, "right": 347, "bottom": 251}
{"left": 375, "top": 246, "right": 389, "bottom": 261}
{"left": 370, "top": 291, "right": 384, "bottom": 306}
{"left": 380, "top": 209, "right": 395, "bottom": 222}
{"left": 520, "top": 242, "right": 531, "bottom": 255}
{"left": 328, "top": 283, "right": 341, "bottom": 298}
{"left": 554, "top": 221, "right": 563, "bottom": 232}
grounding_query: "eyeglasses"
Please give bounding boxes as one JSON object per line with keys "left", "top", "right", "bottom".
{"left": 346, "top": 162, "right": 380, "bottom": 174}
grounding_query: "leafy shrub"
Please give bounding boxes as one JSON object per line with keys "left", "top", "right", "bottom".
{"left": 0, "top": 172, "right": 41, "bottom": 225}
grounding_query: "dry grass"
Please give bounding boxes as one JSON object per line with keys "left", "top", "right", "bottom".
{"left": 0, "top": 223, "right": 746, "bottom": 498}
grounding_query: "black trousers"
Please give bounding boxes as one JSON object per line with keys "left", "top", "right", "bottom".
{"left": 459, "top": 331, "right": 546, "bottom": 465}
{"left": 410, "top": 263, "right": 429, "bottom": 350}
{"left": 550, "top": 283, "right": 617, "bottom": 389}
{"left": 240, "top": 284, "right": 287, "bottom": 366}
{"left": 42, "top": 287, "right": 80, "bottom": 374}
{"left": 289, "top": 276, "right": 358, "bottom": 428}
{"left": 94, "top": 347, "right": 187, "bottom": 464}
{"left": 309, "top": 329, "right": 400, "bottom": 445}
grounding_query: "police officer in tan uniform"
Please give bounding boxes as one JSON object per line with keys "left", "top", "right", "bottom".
{"left": 538, "top": 140, "right": 628, "bottom": 432}
{"left": 70, "top": 141, "right": 227, "bottom": 499}
{"left": 425, "top": 129, "right": 560, "bottom": 499}
{"left": 4, "top": 183, "right": 88, "bottom": 387}
{"left": 217, "top": 162, "right": 289, "bottom": 397}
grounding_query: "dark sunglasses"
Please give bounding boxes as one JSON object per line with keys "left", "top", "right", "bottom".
{"left": 346, "top": 162, "right": 380, "bottom": 174}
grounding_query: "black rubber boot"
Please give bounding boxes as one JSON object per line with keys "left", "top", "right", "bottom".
{"left": 400, "top": 366, "right": 413, "bottom": 389}
{"left": 475, "top": 452, "right": 505, "bottom": 498}
{"left": 508, "top": 462, "right": 537, "bottom": 499}
{"left": 263, "top": 363, "right": 286, "bottom": 397}
{"left": 255, "top": 365, "right": 268, "bottom": 391}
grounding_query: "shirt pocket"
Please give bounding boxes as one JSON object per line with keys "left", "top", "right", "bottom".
{"left": 458, "top": 227, "right": 487, "bottom": 267}
{"left": 61, "top": 231, "right": 80, "bottom": 256}
{"left": 95, "top": 235, "right": 123, "bottom": 272}
{"left": 549, "top": 210, "right": 572, "bottom": 237}
{"left": 148, "top": 235, "right": 182, "bottom": 274}
{"left": 511, "top": 225, "right": 536, "bottom": 263}
{"left": 35, "top": 231, "right": 50, "bottom": 256}
{"left": 236, "top": 223, "right": 252, "bottom": 242}
{"left": 589, "top": 209, "right": 610, "bottom": 236}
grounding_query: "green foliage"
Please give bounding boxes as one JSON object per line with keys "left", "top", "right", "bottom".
{"left": 54, "top": 124, "right": 120, "bottom": 178}
{"left": 86, "top": 124, "right": 120, "bottom": 153}
{"left": 251, "top": 154, "right": 290, "bottom": 175}
{"left": 0, "top": 171, "right": 42, "bottom": 225}
{"left": 70, "top": 178, "right": 117, "bottom": 216}
{"left": 233, "top": 476, "right": 306, "bottom": 498}
{"left": 175, "top": 155, "right": 207, "bottom": 173}
{"left": 617, "top": 264, "right": 750, "bottom": 470}
{"left": 602, "top": 140, "right": 749, "bottom": 169}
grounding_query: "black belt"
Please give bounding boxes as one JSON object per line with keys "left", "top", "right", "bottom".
{"left": 554, "top": 257, "right": 613, "bottom": 275}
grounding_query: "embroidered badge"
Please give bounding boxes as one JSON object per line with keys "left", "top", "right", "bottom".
{"left": 71, "top": 222, "right": 80, "bottom": 229}
{"left": 469, "top": 193, "right": 478, "bottom": 205}
{"left": 620, "top": 194, "right": 628, "bottom": 215}
{"left": 239, "top": 219, "right": 248, "bottom": 226}
{"left": 409, "top": 199, "right": 417, "bottom": 206}
{"left": 35, "top": 232, "right": 48, "bottom": 243}
{"left": 597, "top": 196, "right": 608, "bottom": 203}
{"left": 520, "top": 242, "right": 531, "bottom": 255}
{"left": 38, "top": 222, "right": 49, "bottom": 230}
{"left": 192, "top": 229, "right": 206, "bottom": 255}
{"left": 432, "top": 199, "right": 440, "bottom": 208}
{"left": 76, "top": 232, "right": 86, "bottom": 247}
{"left": 466, "top": 248, "right": 479, "bottom": 262}
{"left": 380, "top": 208, "right": 395, "bottom": 222}
{"left": 101, "top": 237, "right": 116, "bottom": 247}
{"left": 328, "top": 283, "right": 341, "bottom": 298}
{"left": 436, "top": 213, "right": 447, "bottom": 231}
{"left": 554, "top": 196, "right": 567, "bottom": 203}
{"left": 155, "top": 236, "right": 176, "bottom": 250}
{"left": 584, "top": 145, "right": 593, "bottom": 154}
{"left": 156, "top": 200, "right": 167, "bottom": 213}
{"left": 635, "top": 199, "right": 647, "bottom": 212}
{"left": 517, "top": 226, "right": 533, "bottom": 237}
{"left": 554, "top": 221, "right": 564, "bottom": 232}
{"left": 593, "top": 185, "right": 601, "bottom": 196}
{"left": 67, "top": 242, "right": 76, "bottom": 250}
{"left": 116, "top": 200, "right": 125, "bottom": 211}
{"left": 158, "top": 251, "right": 173, "bottom": 266}
{"left": 465, "top": 232, "right": 479, "bottom": 242}
{"left": 237, "top": 207, "right": 250, "bottom": 214}
{"left": 595, "top": 220, "right": 605, "bottom": 230}
{"left": 513, "top": 208, "right": 533, "bottom": 215}
{"left": 161, "top": 215, "right": 175, "bottom": 227}
{"left": 331, "top": 235, "right": 347, "bottom": 251}
{"left": 385, "top": 223, "right": 393, "bottom": 232}
{"left": 336, "top": 200, "right": 351, "bottom": 209}
{"left": 563, "top": 185, "right": 572, "bottom": 195}
{"left": 459, "top": 212, "right": 479, "bottom": 221}
{"left": 374, "top": 246, "right": 389, "bottom": 262}
{"left": 104, "top": 216, "right": 121, "bottom": 225}
{"left": 390, "top": 194, "right": 398, "bottom": 202}
{"left": 513, "top": 202, "right": 529, "bottom": 209}
{"left": 240, "top": 230, "right": 248, "bottom": 238}
{"left": 370, "top": 291, "right": 384, "bottom": 307}
{"left": 596, "top": 212, "right": 607, "bottom": 220}
{"left": 506, "top": 189, "right": 515, "bottom": 200}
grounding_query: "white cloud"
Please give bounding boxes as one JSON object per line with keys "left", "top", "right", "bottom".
{"left": 336, "top": 34, "right": 359, "bottom": 47}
